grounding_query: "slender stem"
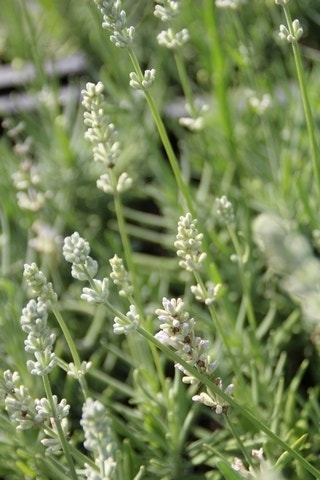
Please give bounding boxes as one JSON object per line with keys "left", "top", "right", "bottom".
{"left": 127, "top": 48, "right": 195, "bottom": 215}
{"left": 0, "top": 208, "right": 9, "bottom": 275}
{"left": 42, "top": 375, "right": 78, "bottom": 480}
{"left": 52, "top": 305, "right": 89, "bottom": 398}
{"left": 227, "top": 226, "right": 257, "bottom": 331}
{"left": 174, "top": 51, "right": 197, "bottom": 116}
{"left": 113, "top": 192, "right": 142, "bottom": 306}
{"left": 282, "top": 6, "right": 320, "bottom": 195}
{"left": 192, "top": 270, "right": 242, "bottom": 378}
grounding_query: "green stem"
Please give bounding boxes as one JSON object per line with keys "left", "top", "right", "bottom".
{"left": 174, "top": 51, "right": 197, "bottom": 116}
{"left": 282, "top": 6, "right": 320, "bottom": 195}
{"left": 113, "top": 192, "right": 142, "bottom": 306}
{"left": 192, "top": 271, "right": 242, "bottom": 378}
{"left": 42, "top": 375, "right": 78, "bottom": 480}
{"left": 0, "top": 208, "right": 9, "bottom": 275}
{"left": 52, "top": 305, "right": 89, "bottom": 398}
{"left": 127, "top": 48, "right": 195, "bottom": 215}
{"left": 227, "top": 226, "right": 257, "bottom": 331}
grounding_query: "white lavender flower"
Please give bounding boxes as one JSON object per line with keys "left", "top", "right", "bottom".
{"left": 129, "top": 69, "right": 156, "bottom": 90}
{"left": 93, "top": 0, "right": 135, "bottom": 48}
{"left": 4, "top": 384, "right": 35, "bottom": 430}
{"left": 2, "top": 370, "right": 21, "bottom": 392}
{"left": 7, "top": 119, "right": 46, "bottom": 212}
{"left": 82, "top": 82, "right": 121, "bottom": 166}
{"left": 3, "top": 370, "right": 42, "bottom": 431}
{"left": 63, "top": 232, "right": 98, "bottom": 281}
{"left": 174, "top": 213, "right": 207, "bottom": 272}
{"left": 192, "top": 380, "right": 234, "bottom": 415}
{"left": 190, "top": 281, "right": 221, "bottom": 305}
{"left": 23, "top": 263, "right": 57, "bottom": 305}
{"left": 67, "top": 361, "right": 92, "bottom": 379}
{"left": 179, "top": 101, "right": 208, "bottom": 132}
{"left": 35, "top": 395, "right": 70, "bottom": 421}
{"left": 42, "top": 417, "right": 69, "bottom": 455}
{"left": 232, "top": 447, "right": 282, "bottom": 479}
{"left": 113, "top": 305, "right": 140, "bottom": 335}
{"left": 116, "top": 171, "right": 133, "bottom": 192}
{"left": 109, "top": 254, "right": 133, "bottom": 297}
{"left": 29, "top": 221, "right": 62, "bottom": 256}
{"left": 215, "top": 195, "right": 235, "bottom": 225}
{"left": 81, "top": 278, "right": 110, "bottom": 304}
{"left": 157, "top": 28, "right": 189, "bottom": 49}
{"left": 155, "top": 297, "right": 216, "bottom": 383}
{"left": 81, "top": 81, "right": 132, "bottom": 195}
{"left": 81, "top": 398, "right": 116, "bottom": 479}
{"left": 279, "top": 19, "right": 303, "bottom": 43}
{"left": 21, "top": 298, "right": 57, "bottom": 376}
{"left": 154, "top": 1, "right": 180, "bottom": 22}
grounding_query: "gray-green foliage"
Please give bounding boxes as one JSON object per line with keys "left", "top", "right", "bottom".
{"left": 0, "top": 0, "right": 320, "bottom": 479}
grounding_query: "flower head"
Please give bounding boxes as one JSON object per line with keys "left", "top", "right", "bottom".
{"left": 81, "top": 397, "right": 116, "bottom": 478}
{"left": 157, "top": 27, "right": 189, "bottom": 49}
{"left": 174, "top": 213, "right": 207, "bottom": 272}
{"left": 21, "top": 299, "right": 57, "bottom": 376}
{"left": 93, "top": 0, "right": 135, "bottom": 48}
{"left": 279, "top": 19, "right": 303, "bottom": 43}
{"left": 63, "top": 232, "right": 98, "bottom": 281}
{"left": 23, "top": 263, "right": 57, "bottom": 305}
{"left": 155, "top": 297, "right": 216, "bottom": 382}
{"left": 81, "top": 81, "right": 132, "bottom": 194}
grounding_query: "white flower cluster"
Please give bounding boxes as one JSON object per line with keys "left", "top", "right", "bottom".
{"left": 179, "top": 101, "right": 208, "bottom": 132}
{"left": 190, "top": 281, "right": 221, "bottom": 306}
{"left": 2, "top": 370, "right": 38, "bottom": 431}
{"left": 157, "top": 27, "right": 189, "bottom": 49}
{"left": 232, "top": 447, "right": 282, "bottom": 479}
{"left": 155, "top": 297, "right": 233, "bottom": 413}
{"left": 21, "top": 299, "right": 57, "bottom": 376}
{"left": 154, "top": 1, "right": 179, "bottom": 22}
{"left": 215, "top": 195, "right": 235, "bottom": 226}
{"left": 113, "top": 304, "right": 140, "bottom": 335}
{"left": 12, "top": 159, "right": 45, "bottom": 211}
{"left": 5, "top": 119, "right": 45, "bottom": 212}
{"left": 93, "top": 0, "right": 135, "bottom": 48}
{"left": 2, "top": 370, "right": 70, "bottom": 453}
{"left": 63, "top": 233, "right": 139, "bottom": 334}
{"left": 174, "top": 213, "right": 207, "bottom": 272}
{"left": 129, "top": 69, "right": 156, "bottom": 91}
{"left": 155, "top": 297, "right": 216, "bottom": 381}
{"left": 81, "top": 398, "right": 116, "bottom": 479}
{"left": 155, "top": 1, "right": 189, "bottom": 49}
{"left": 23, "top": 263, "right": 58, "bottom": 305}
{"left": 279, "top": 19, "right": 303, "bottom": 43}
{"left": 63, "top": 232, "right": 109, "bottom": 304}
{"left": 82, "top": 81, "right": 132, "bottom": 194}
{"left": 37, "top": 396, "right": 70, "bottom": 454}
{"left": 63, "top": 232, "right": 98, "bottom": 281}
{"left": 109, "top": 254, "right": 133, "bottom": 297}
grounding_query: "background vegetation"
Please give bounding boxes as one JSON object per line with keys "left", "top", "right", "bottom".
{"left": 0, "top": 1, "right": 320, "bottom": 479}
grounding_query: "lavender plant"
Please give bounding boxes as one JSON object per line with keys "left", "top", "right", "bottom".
{"left": 1, "top": 0, "right": 320, "bottom": 479}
